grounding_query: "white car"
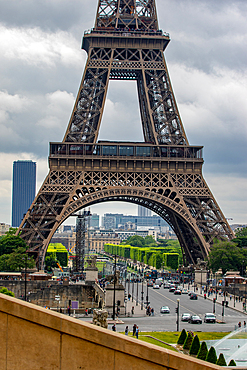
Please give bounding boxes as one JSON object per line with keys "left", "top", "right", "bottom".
{"left": 182, "top": 288, "right": 189, "bottom": 294}
{"left": 160, "top": 306, "right": 170, "bottom": 314}
{"left": 153, "top": 284, "right": 160, "bottom": 289}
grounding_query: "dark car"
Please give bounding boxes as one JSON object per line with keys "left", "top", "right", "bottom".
{"left": 188, "top": 315, "right": 202, "bottom": 324}
{"left": 204, "top": 313, "right": 216, "bottom": 323}
{"left": 169, "top": 286, "right": 176, "bottom": 292}
{"left": 147, "top": 281, "right": 153, "bottom": 287}
{"left": 190, "top": 293, "right": 198, "bottom": 300}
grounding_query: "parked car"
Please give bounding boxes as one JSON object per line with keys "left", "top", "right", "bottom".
{"left": 160, "top": 306, "right": 170, "bottom": 314}
{"left": 204, "top": 313, "right": 216, "bottom": 323}
{"left": 190, "top": 293, "right": 198, "bottom": 300}
{"left": 188, "top": 315, "right": 202, "bottom": 324}
{"left": 174, "top": 289, "right": 182, "bottom": 295}
{"left": 153, "top": 284, "right": 160, "bottom": 289}
{"left": 181, "top": 313, "right": 191, "bottom": 322}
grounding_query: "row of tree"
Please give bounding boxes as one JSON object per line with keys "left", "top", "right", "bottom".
{"left": 104, "top": 243, "right": 179, "bottom": 270}
{"left": 177, "top": 329, "right": 236, "bottom": 366}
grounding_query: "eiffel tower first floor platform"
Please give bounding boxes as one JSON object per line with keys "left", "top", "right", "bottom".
{"left": 18, "top": 142, "right": 234, "bottom": 268}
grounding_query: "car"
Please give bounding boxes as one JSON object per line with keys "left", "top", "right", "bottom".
{"left": 190, "top": 293, "right": 198, "bottom": 300}
{"left": 160, "top": 306, "right": 170, "bottom": 314}
{"left": 147, "top": 281, "right": 153, "bottom": 287}
{"left": 181, "top": 313, "right": 191, "bottom": 322}
{"left": 182, "top": 288, "right": 189, "bottom": 294}
{"left": 163, "top": 284, "right": 170, "bottom": 289}
{"left": 153, "top": 284, "right": 160, "bottom": 289}
{"left": 169, "top": 286, "right": 176, "bottom": 292}
{"left": 174, "top": 289, "right": 182, "bottom": 295}
{"left": 204, "top": 313, "right": 216, "bottom": 323}
{"left": 188, "top": 315, "right": 202, "bottom": 324}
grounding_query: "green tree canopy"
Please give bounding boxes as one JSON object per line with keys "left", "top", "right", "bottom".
{"left": 0, "top": 287, "right": 15, "bottom": 297}
{"left": 124, "top": 235, "right": 145, "bottom": 247}
{"left": 207, "top": 240, "right": 246, "bottom": 275}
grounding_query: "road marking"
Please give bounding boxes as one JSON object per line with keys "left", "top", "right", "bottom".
{"left": 152, "top": 290, "right": 197, "bottom": 315}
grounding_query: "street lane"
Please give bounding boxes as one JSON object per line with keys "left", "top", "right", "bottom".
{"left": 123, "top": 282, "right": 247, "bottom": 332}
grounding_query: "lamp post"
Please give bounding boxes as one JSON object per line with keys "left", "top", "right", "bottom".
{"left": 176, "top": 299, "right": 180, "bottom": 332}
{"left": 200, "top": 268, "right": 203, "bottom": 294}
{"left": 24, "top": 253, "right": 27, "bottom": 301}
{"left": 112, "top": 254, "right": 116, "bottom": 320}
{"left": 146, "top": 280, "right": 149, "bottom": 309}
{"left": 141, "top": 275, "right": 144, "bottom": 310}
{"left": 136, "top": 274, "right": 139, "bottom": 306}
{"left": 234, "top": 276, "right": 236, "bottom": 308}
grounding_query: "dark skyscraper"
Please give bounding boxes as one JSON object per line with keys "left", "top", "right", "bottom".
{"left": 12, "top": 160, "right": 36, "bottom": 227}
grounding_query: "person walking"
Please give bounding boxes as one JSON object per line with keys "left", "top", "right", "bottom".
{"left": 132, "top": 324, "right": 136, "bottom": 336}
{"left": 112, "top": 323, "right": 116, "bottom": 331}
{"left": 125, "top": 326, "right": 129, "bottom": 335}
{"left": 136, "top": 326, "right": 139, "bottom": 339}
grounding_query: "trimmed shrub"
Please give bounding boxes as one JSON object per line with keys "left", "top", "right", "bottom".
{"left": 189, "top": 335, "right": 200, "bottom": 355}
{"left": 197, "top": 341, "right": 208, "bottom": 361}
{"left": 206, "top": 346, "right": 217, "bottom": 364}
{"left": 228, "top": 359, "right": 236, "bottom": 366}
{"left": 0, "top": 287, "right": 15, "bottom": 297}
{"left": 177, "top": 329, "right": 187, "bottom": 345}
{"left": 183, "top": 331, "right": 193, "bottom": 350}
{"left": 216, "top": 353, "right": 227, "bottom": 366}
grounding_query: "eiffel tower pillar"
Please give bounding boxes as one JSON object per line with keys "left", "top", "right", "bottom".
{"left": 18, "top": 0, "right": 234, "bottom": 269}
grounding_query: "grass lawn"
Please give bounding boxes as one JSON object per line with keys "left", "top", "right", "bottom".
{"left": 138, "top": 331, "right": 229, "bottom": 348}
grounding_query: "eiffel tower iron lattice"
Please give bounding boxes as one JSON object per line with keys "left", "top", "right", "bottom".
{"left": 18, "top": 0, "right": 234, "bottom": 269}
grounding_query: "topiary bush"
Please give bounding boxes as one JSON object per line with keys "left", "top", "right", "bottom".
{"left": 177, "top": 329, "right": 187, "bottom": 345}
{"left": 189, "top": 335, "right": 200, "bottom": 355}
{"left": 183, "top": 331, "right": 193, "bottom": 350}
{"left": 197, "top": 341, "right": 208, "bottom": 361}
{"left": 0, "top": 287, "right": 15, "bottom": 297}
{"left": 216, "top": 353, "right": 227, "bottom": 366}
{"left": 228, "top": 359, "right": 236, "bottom": 366}
{"left": 206, "top": 346, "right": 217, "bottom": 364}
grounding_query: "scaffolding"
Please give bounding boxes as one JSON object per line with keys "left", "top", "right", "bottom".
{"left": 73, "top": 210, "right": 91, "bottom": 273}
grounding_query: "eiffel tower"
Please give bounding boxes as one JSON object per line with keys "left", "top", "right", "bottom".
{"left": 18, "top": 0, "right": 234, "bottom": 269}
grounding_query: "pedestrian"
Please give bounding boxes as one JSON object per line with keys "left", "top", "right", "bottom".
{"left": 151, "top": 308, "right": 154, "bottom": 316}
{"left": 68, "top": 306, "right": 70, "bottom": 316}
{"left": 85, "top": 308, "right": 88, "bottom": 316}
{"left": 244, "top": 321, "right": 246, "bottom": 328}
{"left": 136, "top": 326, "right": 139, "bottom": 339}
{"left": 128, "top": 293, "right": 131, "bottom": 301}
{"left": 112, "top": 323, "right": 116, "bottom": 331}
{"left": 131, "top": 306, "right": 134, "bottom": 315}
{"left": 125, "top": 326, "right": 129, "bottom": 335}
{"left": 133, "top": 324, "right": 136, "bottom": 336}
{"left": 238, "top": 321, "right": 241, "bottom": 328}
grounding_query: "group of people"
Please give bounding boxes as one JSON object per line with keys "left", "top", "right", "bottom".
{"left": 238, "top": 321, "right": 246, "bottom": 328}
{"left": 112, "top": 323, "right": 140, "bottom": 339}
{"left": 146, "top": 306, "right": 154, "bottom": 316}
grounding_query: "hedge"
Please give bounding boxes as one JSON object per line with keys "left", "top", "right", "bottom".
{"left": 47, "top": 243, "right": 68, "bottom": 266}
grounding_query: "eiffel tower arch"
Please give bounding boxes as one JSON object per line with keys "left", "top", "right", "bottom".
{"left": 18, "top": 0, "right": 234, "bottom": 269}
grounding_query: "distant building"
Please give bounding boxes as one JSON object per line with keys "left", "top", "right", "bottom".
{"left": 11, "top": 160, "right": 36, "bottom": 227}
{"left": 138, "top": 205, "right": 151, "bottom": 217}
{"left": 0, "top": 223, "right": 10, "bottom": 236}
{"left": 102, "top": 213, "right": 168, "bottom": 230}
{"left": 88, "top": 213, "right": 100, "bottom": 228}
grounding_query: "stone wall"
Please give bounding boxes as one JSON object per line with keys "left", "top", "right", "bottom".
{"left": 0, "top": 293, "right": 222, "bottom": 370}
{"left": 0, "top": 280, "right": 99, "bottom": 309}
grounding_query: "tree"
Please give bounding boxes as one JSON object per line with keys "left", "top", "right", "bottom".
{"left": 177, "top": 329, "right": 187, "bottom": 345}
{"left": 228, "top": 359, "right": 236, "bottom": 366}
{"left": 207, "top": 240, "right": 246, "bottom": 275}
{"left": 197, "top": 341, "right": 208, "bottom": 361}
{"left": 0, "top": 247, "right": 35, "bottom": 272}
{"left": 0, "top": 234, "right": 28, "bottom": 256}
{"left": 205, "top": 346, "right": 217, "bottom": 364}
{"left": 235, "top": 226, "right": 247, "bottom": 238}
{"left": 189, "top": 335, "right": 200, "bottom": 355}
{"left": 0, "top": 287, "right": 15, "bottom": 297}
{"left": 125, "top": 235, "right": 145, "bottom": 247}
{"left": 183, "top": 331, "right": 193, "bottom": 350}
{"left": 144, "top": 235, "right": 158, "bottom": 247}
{"left": 216, "top": 353, "right": 227, "bottom": 366}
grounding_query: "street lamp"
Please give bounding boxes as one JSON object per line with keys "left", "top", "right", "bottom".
{"left": 234, "top": 276, "right": 236, "bottom": 308}
{"left": 200, "top": 268, "right": 203, "bottom": 294}
{"left": 176, "top": 299, "right": 180, "bottom": 331}
{"left": 141, "top": 274, "right": 144, "bottom": 310}
{"left": 112, "top": 254, "right": 116, "bottom": 320}
{"left": 136, "top": 274, "right": 139, "bottom": 306}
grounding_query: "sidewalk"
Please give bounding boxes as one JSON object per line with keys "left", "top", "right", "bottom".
{"left": 125, "top": 297, "right": 146, "bottom": 318}
{"left": 193, "top": 285, "right": 247, "bottom": 316}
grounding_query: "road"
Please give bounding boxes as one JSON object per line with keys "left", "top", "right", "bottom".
{"left": 120, "top": 282, "right": 247, "bottom": 333}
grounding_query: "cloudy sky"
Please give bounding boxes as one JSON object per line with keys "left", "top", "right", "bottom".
{"left": 0, "top": 0, "right": 246, "bottom": 227}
